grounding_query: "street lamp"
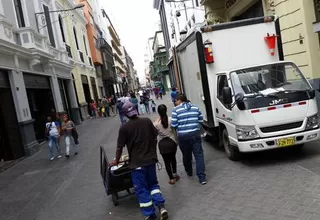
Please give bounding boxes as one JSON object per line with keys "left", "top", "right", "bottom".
{"left": 35, "top": 3, "right": 85, "bottom": 32}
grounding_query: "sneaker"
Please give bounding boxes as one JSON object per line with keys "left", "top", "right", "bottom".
{"left": 57, "top": 155, "right": 62, "bottom": 159}
{"left": 168, "top": 179, "right": 175, "bottom": 185}
{"left": 160, "top": 208, "right": 168, "bottom": 220}
{"left": 145, "top": 214, "right": 156, "bottom": 220}
{"left": 65, "top": 155, "right": 70, "bottom": 159}
{"left": 50, "top": 157, "right": 54, "bottom": 161}
{"left": 200, "top": 180, "right": 207, "bottom": 185}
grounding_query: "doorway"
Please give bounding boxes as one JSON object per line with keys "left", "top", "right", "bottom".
{"left": 81, "top": 75, "right": 92, "bottom": 116}
{"left": 24, "top": 73, "right": 55, "bottom": 142}
{"left": 0, "top": 72, "right": 24, "bottom": 161}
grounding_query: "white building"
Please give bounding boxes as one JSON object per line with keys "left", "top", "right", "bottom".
{"left": 0, "top": 0, "right": 80, "bottom": 160}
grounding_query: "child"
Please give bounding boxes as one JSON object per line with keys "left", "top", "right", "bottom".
{"left": 151, "top": 100, "right": 157, "bottom": 113}
{"left": 139, "top": 101, "right": 146, "bottom": 115}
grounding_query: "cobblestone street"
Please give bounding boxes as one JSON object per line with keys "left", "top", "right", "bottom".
{"left": 2, "top": 96, "right": 320, "bottom": 220}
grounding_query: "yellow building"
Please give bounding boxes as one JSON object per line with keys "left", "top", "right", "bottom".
{"left": 56, "top": 0, "right": 101, "bottom": 118}
{"left": 202, "top": 0, "right": 320, "bottom": 88}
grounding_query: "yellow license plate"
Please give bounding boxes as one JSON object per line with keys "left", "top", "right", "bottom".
{"left": 278, "top": 137, "right": 295, "bottom": 147}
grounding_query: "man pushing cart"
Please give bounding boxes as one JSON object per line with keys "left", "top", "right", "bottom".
{"left": 110, "top": 101, "right": 169, "bottom": 220}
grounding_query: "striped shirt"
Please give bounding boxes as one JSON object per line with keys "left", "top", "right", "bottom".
{"left": 171, "top": 102, "right": 203, "bottom": 137}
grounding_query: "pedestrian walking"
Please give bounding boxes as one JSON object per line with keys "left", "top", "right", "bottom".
{"left": 171, "top": 94, "right": 207, "bottom": 185}
{"left": 111, "top": 102, "right": 168, "bottom": 220}
{"left": 159, "top": 88, "right": 163, "bottom": 99}
{"left": 61, "top": 114, "right": 79, "bottom": 158}
{"left": 109, "top": 95, "right": 116, "bottom": 116}
{"left": 170, "top": 87, "right": 179, "bottom": 107}
{"left": 45, "top": 116, "right": 62, "bottom": 161}
{"left": 154, "top": 104, "right": 179, "bottom": 185}
{"left": 151, "top": 100, "right": 157, "bottom": 113}
{"left": 116, "top": 99, "right": 126, "bottom": 124}
{"left": 90, "top": 100, "right": 97, "bottom": 119}
{"left": 131, "top": 93, "right": 140, "bottom": 115}
{"left": 140, "top": 101, "right": 146, "bottom": 115}
{"left": 102, "top": 96, "right": 110, "bottom": 117}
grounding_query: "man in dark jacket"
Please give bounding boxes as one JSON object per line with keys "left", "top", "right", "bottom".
{"left": 112, "top": 102, "right": 168, "bottom": 220}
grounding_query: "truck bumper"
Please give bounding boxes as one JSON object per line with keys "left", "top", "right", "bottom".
{"left": 231, "top": 128, "right": 320, "bottom": 153}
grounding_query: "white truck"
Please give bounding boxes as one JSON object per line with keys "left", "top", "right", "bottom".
{"left": 174, "top": 16, "right": 320, "bottom": 160}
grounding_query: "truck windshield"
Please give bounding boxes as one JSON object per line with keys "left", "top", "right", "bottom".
{"left": 230, "top": 62, "right": 311, "bottom": 96}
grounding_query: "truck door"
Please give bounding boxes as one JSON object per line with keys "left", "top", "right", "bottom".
{"left": 215, "top": 74, "right": 236, "bottom": 138}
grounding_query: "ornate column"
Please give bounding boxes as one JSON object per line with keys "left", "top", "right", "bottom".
{"left": 203, "top": 0, "right": 226, "bottom": 25}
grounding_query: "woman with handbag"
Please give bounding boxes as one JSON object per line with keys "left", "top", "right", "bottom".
{"left": 61, "top": 114, "right": 79, "bottom": 158}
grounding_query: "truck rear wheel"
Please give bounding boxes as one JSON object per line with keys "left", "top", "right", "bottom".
{"left": 222, "top": 129, "right": 241, "bottom": 161}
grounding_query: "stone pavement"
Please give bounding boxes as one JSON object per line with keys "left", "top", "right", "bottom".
{"left": 2, "top": 95, "right": 320, "bottom": 219}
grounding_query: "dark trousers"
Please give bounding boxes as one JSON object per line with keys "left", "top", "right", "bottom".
{"left": 161, "top": 152, "right": 177, "bottom": 180}
{"left": 179, "top": 133, "right": 206, "bottom": 182}
{"left": 132, "top": 164, "right": 165, "bottom": 217}
{"left": 103, "top": 106, "right": 110, "bottom": 117}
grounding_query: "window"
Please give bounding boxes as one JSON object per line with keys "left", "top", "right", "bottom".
{"left": 217, "top": 75, "right": 228, "bottom": 100}
{"left": 73, "top": 27, "right": 79, "bottom": 49}
{"left": 58, "top": 15, "right": 66, "bottom": 43}
{"left": 14, "top": 0, "right": 25, "bottom": 27}
{"left": 43, "top": 5, "right": 56, "bottom": 47}
{"left": 83, "top": 35, "right": 88, "bottom": 55}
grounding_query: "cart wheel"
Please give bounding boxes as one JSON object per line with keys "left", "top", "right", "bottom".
{"left": 112, "top": 193, "right": 119, "bottom": 206}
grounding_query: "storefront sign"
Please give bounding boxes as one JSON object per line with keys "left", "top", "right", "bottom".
{"left": 226, "top": 0, "right": 238, "bottom": 9}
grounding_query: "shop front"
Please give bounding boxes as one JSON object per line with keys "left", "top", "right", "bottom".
{"left": 24, "top": 73, "right": 55, "bottom": 142}
{"left": 0, "top": 71, "right": 24, "bottom": 161}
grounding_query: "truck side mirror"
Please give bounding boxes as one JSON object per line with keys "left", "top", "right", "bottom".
{"left": 235, "top": 93, "right": 245, "bottom": 110}
{"left": 222, "top": 87, "right": 232, "bottom": 105}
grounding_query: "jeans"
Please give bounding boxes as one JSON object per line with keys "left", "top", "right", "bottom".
{"left": 103, "top": 106, "right": 110, "bottom": 117}
{"left": 179, "top": 133, "right": 206, "bottom": 182}
{"left": 65, "top": 135, "right": 79, "bottom": 156}
{"left": 119, "top": 114, "right": 126, "bottom": 124}
{"left": 48, "top": 135, "right": 61, "bottom": 158}
{"left": 144, "top": 103, "right": 150, "bottom": 113}
{"left": 132, "top": 164, "right": 165, "bottom": 217}
{"left": 91, "top": 110, "right": 97, "bottom": 119}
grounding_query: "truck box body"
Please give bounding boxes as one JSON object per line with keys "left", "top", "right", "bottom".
{"left": 175, "top": 16, "right": 320, "bottom": 159}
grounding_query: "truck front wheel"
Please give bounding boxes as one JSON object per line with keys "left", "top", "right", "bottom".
{"left": 222, "top": 129, "right": 241, "bottom": 161}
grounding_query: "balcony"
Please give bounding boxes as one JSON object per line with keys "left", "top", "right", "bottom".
{"left": 66, "top": 44, "right": 72, "bottom": 58}
{"left": 108, "top": 26, "right": 121, "bottom": 46}
{"left": 79, "top": 51, "right": 84, "bottom": 63}
{"left": 96, "top": 38, "right": 112, "bottom": 52}
{"left": 14, "top": 27, "right": 50, "bottom": 53}
{"left": 313, "top": 0, "right": 320, "bottom": 32}
{"left": 112, "top": 40, "right": 122, "bottom": 56}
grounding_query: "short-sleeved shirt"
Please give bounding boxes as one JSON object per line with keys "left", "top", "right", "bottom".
{"left": 46, "top": 121, "right": 60, "bottom": 137}
{"left": 61, "top": 121, "right": 75, "bottom": 136}
{"left": 117, "top": 117, "right": 158, "bottom": 169}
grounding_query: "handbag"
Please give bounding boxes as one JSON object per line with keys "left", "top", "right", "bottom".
{"left": 72, "top": 129, "right": 79, "bottom": 145}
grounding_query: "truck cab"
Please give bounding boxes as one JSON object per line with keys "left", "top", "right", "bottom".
{"left": 216, "top": 61, "right": 320, "bottom": 160}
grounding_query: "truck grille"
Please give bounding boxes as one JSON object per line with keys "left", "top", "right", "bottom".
{"left": 260, "top": 121, "right": 303, "bottom": 133}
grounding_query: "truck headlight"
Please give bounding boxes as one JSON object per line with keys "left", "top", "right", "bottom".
{"left": 306, "top": 114, "right": 319, "bottom": 130}
{"left": 236, "top": 125, "right": 260, "bottom": 140}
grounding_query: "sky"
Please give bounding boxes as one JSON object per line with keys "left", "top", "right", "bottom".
{"left": 100, "top": 0, "right": 160, "bottom": 84}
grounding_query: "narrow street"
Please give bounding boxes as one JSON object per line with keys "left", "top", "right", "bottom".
{"left": 2, "top": 95, "right": 320, "bottom": 220}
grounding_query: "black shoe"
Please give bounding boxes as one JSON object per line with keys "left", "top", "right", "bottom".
{"left": 65, "top": 155, "right": 70, "bottom": 159}
{"left": 187, "top": 172, "right": 193, "bottom": 177}
{"left": 74, "top": 152, "right": 78, "bottom": 155}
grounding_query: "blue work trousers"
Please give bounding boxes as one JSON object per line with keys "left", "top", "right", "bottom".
{"left": 131, "top": 163, "right": 165, "bottom": 217}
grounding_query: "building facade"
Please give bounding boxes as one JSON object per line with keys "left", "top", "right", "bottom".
{"left": 152, "top": 31, "right": 171, "bottom": 91}
{"left": 58, "top": 0, "right": 97, "bottom": 120}
{"left": 0, "top": 0, "right": 81, "bottom": 161}
{"left": 202, "top": 0, "right": 320, "bottom": 90}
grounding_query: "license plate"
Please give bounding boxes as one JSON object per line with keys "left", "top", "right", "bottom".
{"left": 278, "top": 137, "right": 295, "bottom": 147}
